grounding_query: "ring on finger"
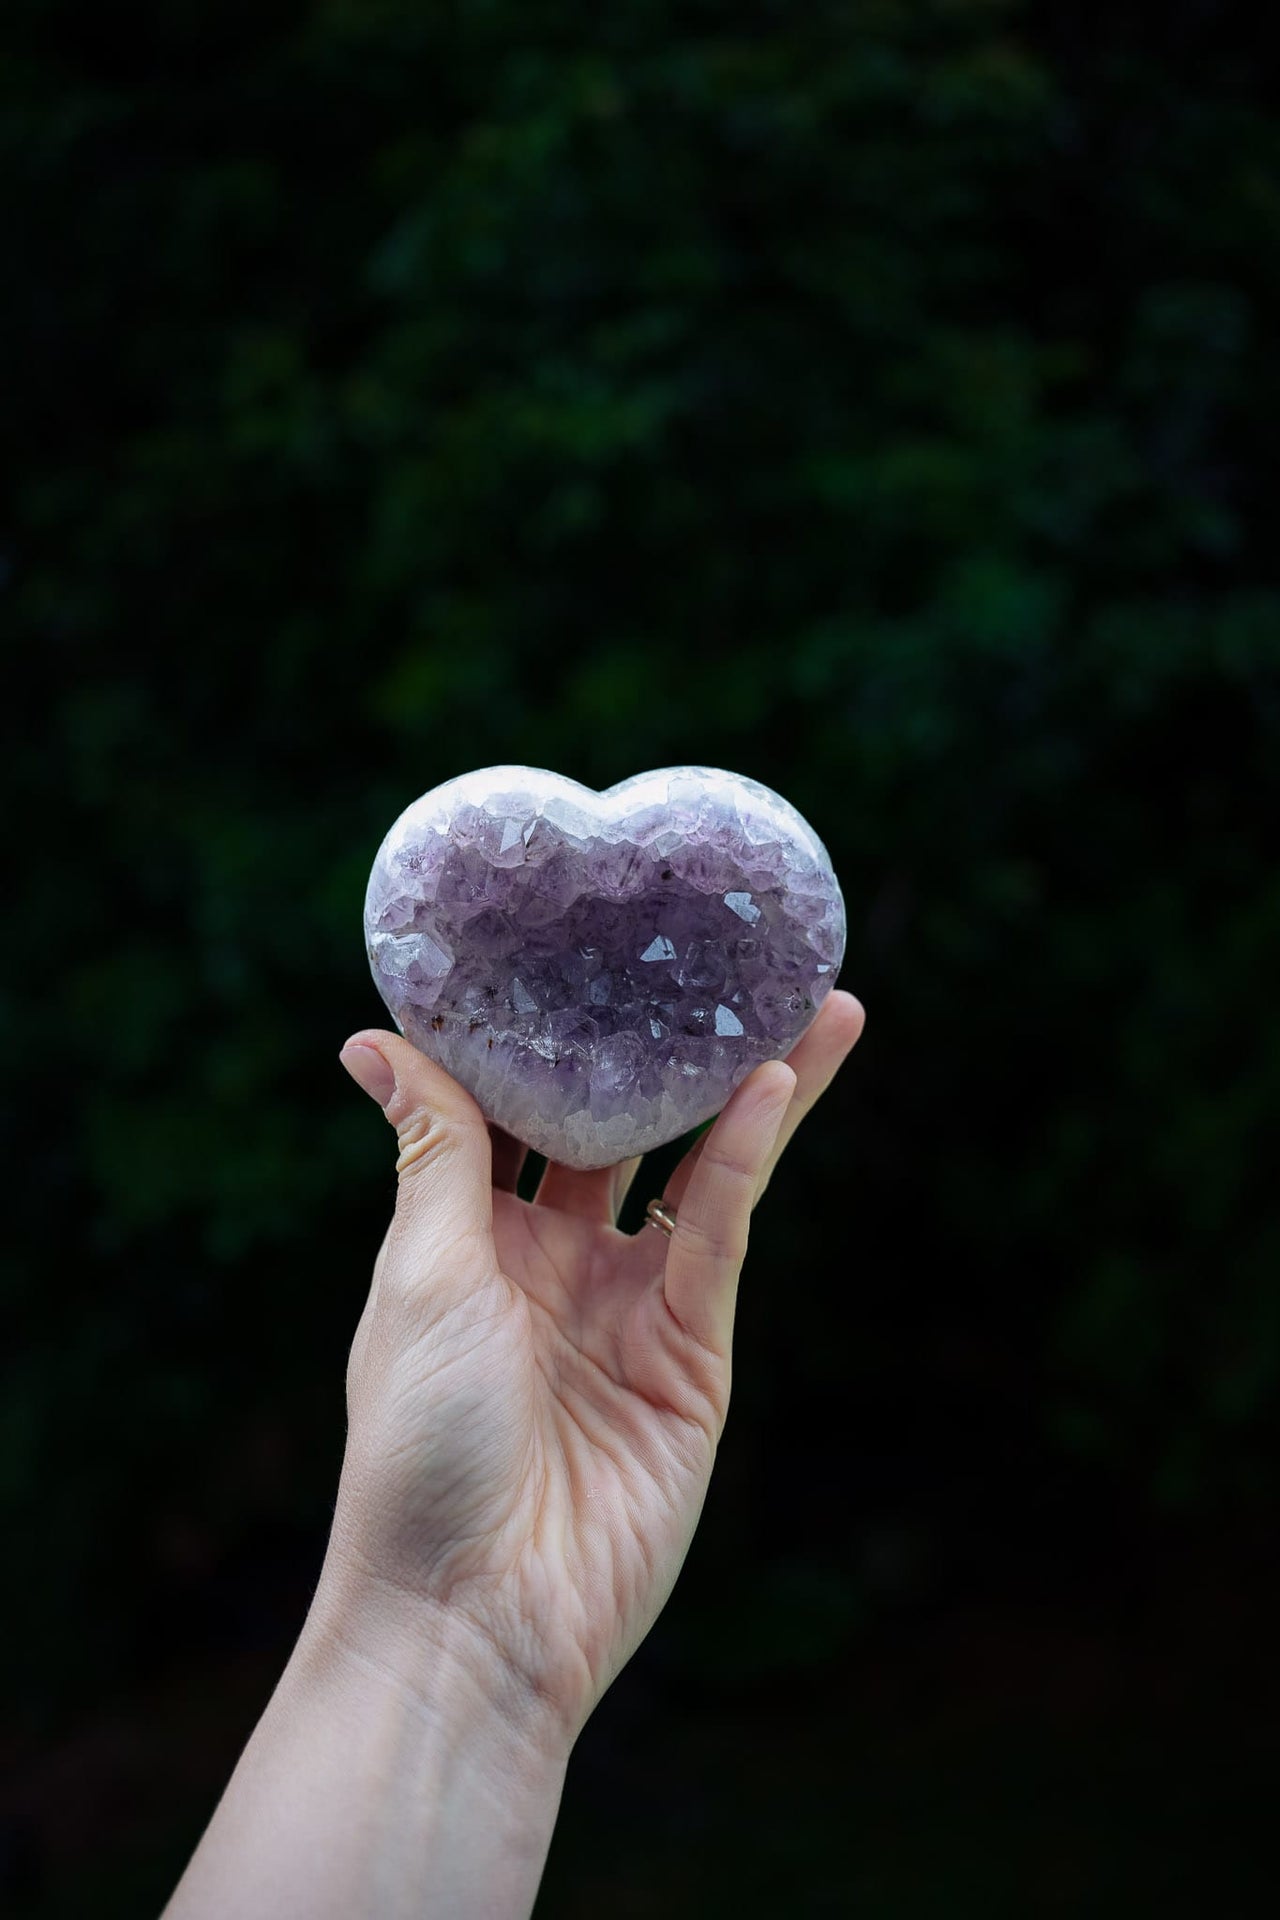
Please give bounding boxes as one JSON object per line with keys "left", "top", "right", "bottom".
{"left": 645, "top": 1198, "right": 678, "bottom": 1238}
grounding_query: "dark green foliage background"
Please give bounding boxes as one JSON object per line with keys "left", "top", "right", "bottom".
{"left": 4, "top": 1, "right": 1278, "bottom": 1912}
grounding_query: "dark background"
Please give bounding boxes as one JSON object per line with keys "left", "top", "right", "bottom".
{"left": 5, "top": 1, "right": 1279, "bottom": 1913}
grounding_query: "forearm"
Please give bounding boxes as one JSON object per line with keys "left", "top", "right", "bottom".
{"left": 163, "top": 1575, "right": 572, "bottom": 1920}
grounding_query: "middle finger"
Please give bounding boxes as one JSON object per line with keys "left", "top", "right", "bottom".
{"left": 532, "top": 1152, "right": 644, "bottom": 1225}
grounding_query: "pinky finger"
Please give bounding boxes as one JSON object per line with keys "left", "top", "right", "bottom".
{"left": 660, "top": 1059, "right": 796, "bottom": 1359}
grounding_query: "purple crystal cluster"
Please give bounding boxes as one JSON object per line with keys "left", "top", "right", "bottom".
{"left": 362, "top": 765, "right": 846, "bottom": 1172}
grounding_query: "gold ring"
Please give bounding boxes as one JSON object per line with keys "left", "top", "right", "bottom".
{"left": 645, "top": 1198, "right": 678, "bottom": 1237}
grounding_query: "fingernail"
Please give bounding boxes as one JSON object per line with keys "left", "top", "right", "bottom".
{"left": 339, "top": 1043, "right": 396, "bottom": 1107}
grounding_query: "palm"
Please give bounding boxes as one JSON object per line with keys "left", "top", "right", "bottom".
{"left": 493, "top": 1177, "right": 724, "bottom": 1436}
{"left": 396, "top": 1186, "right": 725, "bottom": 1720}
{"left": 336, "top": 991, "right": 864, "bottom": 1733}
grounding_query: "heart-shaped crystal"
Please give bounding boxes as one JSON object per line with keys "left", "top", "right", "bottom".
{"left": 362, "top": 765, "right": 846, "bottom": 1171}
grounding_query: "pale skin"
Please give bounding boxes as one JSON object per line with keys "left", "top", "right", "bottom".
{"left": 163, "top": 989, "right": 866, "bottom": 1920}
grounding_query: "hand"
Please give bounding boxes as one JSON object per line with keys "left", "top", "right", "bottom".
{"left": 324, "top": 989, "right": 866, "bottom": 1748}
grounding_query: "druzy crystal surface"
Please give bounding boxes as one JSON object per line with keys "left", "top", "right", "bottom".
{"left": 363, "top": 766, "right": 846, "bottom": 1172}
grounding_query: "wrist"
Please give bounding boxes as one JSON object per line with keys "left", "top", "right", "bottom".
{"left": 165, "top": 1553, "right": 572, "bottom": 1920}
{"left": 249, "top": 1561, "right": 573, "bottom": 1918}
{"left": 304, "top": 1547, "right": 578, "bottom": 1775}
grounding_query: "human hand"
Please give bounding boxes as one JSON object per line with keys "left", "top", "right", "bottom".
{"left": 322, "top": 990, "right": 866, "bottom": 1751}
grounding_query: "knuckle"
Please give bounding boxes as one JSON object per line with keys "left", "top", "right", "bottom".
{"left": 395, "top": 1107, "right": 454, "bottom": 1177}
{"left": 678, "top": 1207, "right": 747, "bottom": 1267}
{"left": 698, "top": 1139, "right": 758, "bottom": 1188}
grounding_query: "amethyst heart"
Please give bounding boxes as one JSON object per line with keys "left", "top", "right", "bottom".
{"left": 362, "top": 765, "right": 846, "bottom": 1171}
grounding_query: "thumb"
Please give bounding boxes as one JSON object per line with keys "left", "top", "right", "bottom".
{"left": 339, "top": 1028, "right": 497, "bottom": 1290}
